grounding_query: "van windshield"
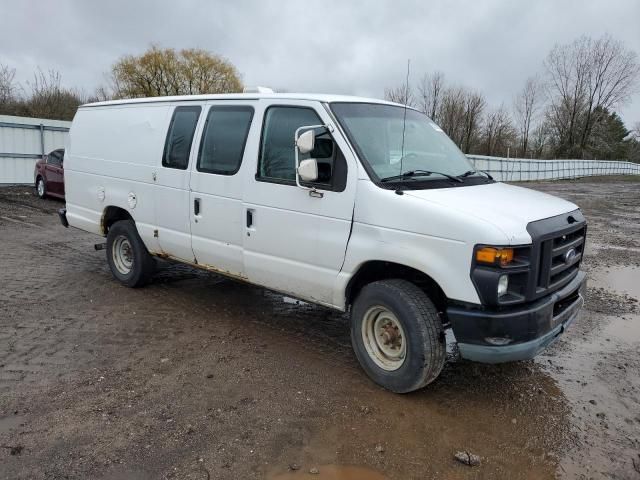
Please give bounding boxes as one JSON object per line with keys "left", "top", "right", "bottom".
{"left": 330, "top": 103, "right": 476, "bottom": 184}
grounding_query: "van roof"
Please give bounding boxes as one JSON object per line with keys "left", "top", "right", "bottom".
{"left": 81, "top": 93, "right": 403, "bottom": 108}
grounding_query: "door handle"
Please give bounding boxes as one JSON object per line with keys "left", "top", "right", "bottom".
{"left": 194, "top": 198, "right": 201, "bottom": 216}
{"left": 246, "top": 209, "right": 253, "bottom": 228}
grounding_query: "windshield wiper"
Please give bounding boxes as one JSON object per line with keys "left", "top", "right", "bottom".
{"left": 458, "top": 170, "right": 477, "bottom": 178}
{"left": 457, "top": 170, "right": 494, "bottom": 180}
{"left": 380, "top": 169, "right": 463, "bottom": 183}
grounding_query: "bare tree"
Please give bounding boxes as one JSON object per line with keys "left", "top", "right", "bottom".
{"left": 461, "top": 90, "right": 486, "bottom": 153}
{"left": 544, "top": 34, "right": 640, "bottom": 157}
{"left": 579, "top": 35, "right": 640, "bottom": 151}
{"left": 482, "top": 105, "right": 516, "bottom": 157}
{"left": 384, "top": 83, "right": 414, "bottom": 106}
{"left": 544, "top": 37, "right": 590, "bottom": 156}
{"left": 25, "top": 69, "right": 84, "bottom": 120}
{"left": 416, "top": 71, "right": 445, "bottom": 120}
{"left": 530, "top": 122, "right": 550, "bottom": 158}
{"left": 437, "top": 86, "right": 466, "bottom": 146}
{"left": 0, "top": 64, "right": 18, "bottom": 105}
{"left": 513, "top": 76, "right": 542, "bottom": 157}
{"left": 434, "top": 86, "right": 485, "bottom": 153}
{"left": 89, "top": 85, "right": 113, "bottom": 102}
{"left": 385, "top": 74, "right": 483, "bottom": 152}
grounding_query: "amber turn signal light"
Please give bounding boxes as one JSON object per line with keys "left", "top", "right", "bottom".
{"left": 476, "top": 247, "right": 514, "bottom": 266}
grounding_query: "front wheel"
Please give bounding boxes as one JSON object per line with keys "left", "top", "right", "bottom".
{"left": 106, "top": 219, "right": 155, "bottom": 287}
{"left": 351, "top": 279, "right": 446, "bottom": 393}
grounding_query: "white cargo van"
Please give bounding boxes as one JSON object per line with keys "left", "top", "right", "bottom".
{"left": 59, "top": 93, "right": 587, "bottom": 392}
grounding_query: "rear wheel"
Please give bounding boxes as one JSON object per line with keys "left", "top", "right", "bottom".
{"left": 351, "top": 279, "right": 446, "bottom": 393}
{"left": 36, "top": 177, "right": 46, "bottom": 199}
{"left": 106, "top": 220, "right": 155, "bottom": 287}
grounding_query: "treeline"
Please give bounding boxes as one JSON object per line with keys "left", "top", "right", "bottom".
{"left": 0, "top": 67, "right": 90, "bottom": 121}
{"left": 1, "top": 38, "right": 639, "bottom": 161}
{"left": 385, "top": 34, "right": 640, "bottom": 162}
{"left": 0, "top": 46, "right": 243, "bottom": 121}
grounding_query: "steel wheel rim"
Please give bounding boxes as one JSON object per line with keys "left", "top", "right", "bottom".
{"left": 112, "top": 235, "right": 134, "bottom": 275}
{"left": 361, "top": 305, "right": 406, "bottom": 371}
{"left": 37, "top": 179, "right": 44, "bottom": 196}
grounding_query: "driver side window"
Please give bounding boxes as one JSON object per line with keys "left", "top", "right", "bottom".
{"left": 257, "top": 106, "right": 346, "bottom": 192}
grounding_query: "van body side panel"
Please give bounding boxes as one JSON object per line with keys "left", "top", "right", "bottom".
{"left": 188, "top": 102, "right": 257, "bottom": 277}
{"left": 65, "top": 105, "right": 170, "bottom": 252}
{"left": 242, "top": 101, "right": 358, "bottom": 306}
{"left": 154, "top": 171, "right": 194, "bottom": 261}
{"left": 334, "top": 222, "right": 476, "bottom": 307}
{"left": 243, "top": 194, "right": 353, "bottom": 303}
{"left": 189, "top": 184, "right": 245, "bottom": 275}
{"left": 153, "top": 104, "right": 203, "bottom": 262}
{"left": 334, "top": 179, "right": 514, "bottom": 308}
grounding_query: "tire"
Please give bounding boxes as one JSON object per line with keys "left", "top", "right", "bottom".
{"left": 351, "top": 279, "right": 446, "bottom": 393}
{"left": 36, "top": 176, "right": 46, "bottom": 199}
{"left": 106, "top": 219, "right": 155, "bottom": 287}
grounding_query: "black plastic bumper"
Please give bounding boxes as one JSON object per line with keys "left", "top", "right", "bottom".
{"left": 58, "top": 208, "right": 69, "bottom": 228}
{"left": 447, "top": 271, "right": 587, "bottom": 363}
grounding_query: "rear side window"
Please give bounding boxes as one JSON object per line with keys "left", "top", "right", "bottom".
{"left": 197, "top": 106, "right": 254, "bottom": 175}
{"left": 162, "top": 106, "right": 201, "bottom": 170}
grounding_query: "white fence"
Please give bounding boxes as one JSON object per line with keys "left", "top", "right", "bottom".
{"left": 467, "top": 154, "right": 640, "bottom": 182}
{"left": 0, "top": 114, "right": 71, "bottom": 184}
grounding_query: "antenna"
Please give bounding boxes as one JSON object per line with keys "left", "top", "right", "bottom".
{"left": 400, "top": 59, "right": 410, "bottom": 175}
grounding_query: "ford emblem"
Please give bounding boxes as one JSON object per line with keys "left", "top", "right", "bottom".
{"left": 564, "top": 248, "right": 576, "bottom": 264}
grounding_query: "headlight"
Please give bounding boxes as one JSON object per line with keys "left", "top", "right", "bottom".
{"left": 472, "top": 244, "right": 530, "bottom": 306}
{"left": 476, "top": 247, "right": 514, "bottom": 266}
{"left": 497, "top": 275, "right": 509, "bottom": 297}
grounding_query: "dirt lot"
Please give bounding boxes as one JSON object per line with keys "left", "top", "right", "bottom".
{"left": 1, "top": 179, "right": 639, "bottom": 480}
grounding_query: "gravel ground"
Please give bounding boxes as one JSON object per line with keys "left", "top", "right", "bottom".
{"left": 0, "top": 179, "right": 638, "bottom": 480}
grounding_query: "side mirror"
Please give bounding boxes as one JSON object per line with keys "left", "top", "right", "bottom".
{"left": 298, "top": 158, "right": 318, "bottom": 182}
{"left": 296, "top": 130, "right": 315, "bottom": 155}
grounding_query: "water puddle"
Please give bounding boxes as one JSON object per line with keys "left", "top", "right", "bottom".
{"left": 584, "top": 264, "right": 640, "bottom": 344}
{"left": 269, "top": 465, "right": 388, "bottom": 480}
{"left": 0, "top": 415, "right": 25, "bottom": 434}
{"left": 599, "top": 312, "right": 640, "bottom": 344}
{"left": 542, "top": 264, "right": 640, "bottom": 478}
{"left": 593, "top": 265, "right": 640, "bottom": 299}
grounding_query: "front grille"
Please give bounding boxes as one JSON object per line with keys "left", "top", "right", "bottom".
{"left": 535, "top": 224, "right": 585, "bottom": 296}
{"left": 524, "top": 210, "right": 587, "bottom": 302}
{"left": 472, "top": 210, "right": 587, "bottom": 307}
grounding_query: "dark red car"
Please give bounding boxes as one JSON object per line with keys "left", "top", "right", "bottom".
{"left": 34, "top": 148, "right": 65, "bottom": 199}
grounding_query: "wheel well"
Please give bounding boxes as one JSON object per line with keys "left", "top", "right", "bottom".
{"left": 101, "top": 206, "right": 133, "bottom": 235}
{"left": 346, "top": 261, "right": 448, "bottom": 313}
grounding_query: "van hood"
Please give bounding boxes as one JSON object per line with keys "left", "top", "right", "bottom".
{"left": 403, "top": 182, "right": 578, "bottom": 244}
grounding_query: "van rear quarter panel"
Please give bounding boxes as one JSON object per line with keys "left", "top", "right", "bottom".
{"left": 65, "top": 105, "right": 172, "bottom": 250}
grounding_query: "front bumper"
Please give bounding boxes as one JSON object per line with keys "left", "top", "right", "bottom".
{"left": 448, "top": 271, "right": 586, "bottom": 363}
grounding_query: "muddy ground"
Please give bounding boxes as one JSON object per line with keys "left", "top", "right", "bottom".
{"left": 0, "top": 179, "right": 638, "bottom": 480}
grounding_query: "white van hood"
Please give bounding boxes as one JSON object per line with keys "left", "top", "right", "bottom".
{"left": 403, "top": 182, "right": 578, "bottom": 244}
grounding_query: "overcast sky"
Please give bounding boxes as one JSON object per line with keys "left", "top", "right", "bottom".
{"left": 1, "top": 0, "right": 639, "bottom": 126}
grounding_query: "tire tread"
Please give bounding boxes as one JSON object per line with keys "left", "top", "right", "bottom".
{"left": 106, "top": 219, "right": 155, "bottom": 287}
{"left": 351, "top": 279, "right": 446, "bottom": 392}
